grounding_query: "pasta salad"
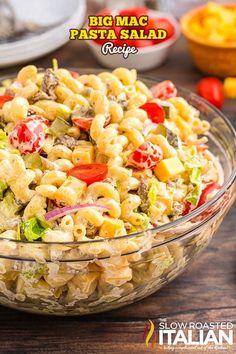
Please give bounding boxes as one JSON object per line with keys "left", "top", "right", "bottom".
{"left": 0, "top": 63, "right": 223, "bottom": 243}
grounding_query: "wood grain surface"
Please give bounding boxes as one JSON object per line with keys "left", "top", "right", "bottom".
{"left": 0, "top": 33, "right": 235, "bottom": 354}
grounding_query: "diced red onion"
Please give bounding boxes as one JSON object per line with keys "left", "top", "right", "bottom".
{"left": 143, "top": 123, "right": 158, "bottom": 136}
{"left": 45, "top": 204, "right": 109, "bottom": 221}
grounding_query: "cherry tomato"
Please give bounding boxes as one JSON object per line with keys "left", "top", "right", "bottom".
{"left": 72, "top": 117, "right": 93, "bottom": 131}
{"left": 9, "top": 116, "right": 48, "bottom": 154}
{"left": 67, "top": 164, "right": 108, "bottom": 185}
{"left": 70, "top": 71, "right": 79, "bottom": 79}
{"left": 140, "top": 102, "right": 165, "bottom": 123}
{"left": 150, "top": 80, "right": 177, "bottom": 100}
{"left": 0, "top": 95, "right": 14, "bottom": 108}
{"left": 127, "top": 142, "right": 163, "bottom": 169}
{"left": 197, "top": 182, "right": 221, "bottom": 208}
{"left": 197, "top": 77, "right": 224, "bottom": 109}
{"left": 72, "top": 114, "right": 110, "bottom": 131}
{"left": 119, "top": 7, "right": 149, "bottom": 17}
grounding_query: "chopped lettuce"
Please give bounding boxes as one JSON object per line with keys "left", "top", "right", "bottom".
{"left": 186, "top": 167, "right": 202, "bottom": 206}
{"left": 186, "top": 184, "right": 202, "bottom": 206}
{"left": 0, "top": 192, "right": 20, "bottom": 216}
{"left": 22, "top": 266, "right": 45, "bottom": 279}
{"left": 184, "top": 156, "right": 202, "bottom": 169}
{"left": 0, "top": 192, "right": 21, "bottom": 230}
{"left": 0, "top": 181, "right": 7, "bottom": 199}
{"left": 189, "top": 167, "right": 202, "bottom": 185}
{"left": 21, "top": 218, "right": 48, "bottom": 241}
{"left": 139, "top": 213, "right": 150, "bottom": 230}
{"left": 148, "top": 182, "right": 159, "bottom": 206}
{"left": 148, "top": 181, "right": 167, "bottom": 206}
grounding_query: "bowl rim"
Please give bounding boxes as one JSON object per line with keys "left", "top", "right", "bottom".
{"left": 180, "top": 3, "right": 236, "bottom": 49}
{"left": 0, "top": 67, "right": 236, "bottom": 246}
{"left": 87, "top": 10, "right": 181, "bottom": 53}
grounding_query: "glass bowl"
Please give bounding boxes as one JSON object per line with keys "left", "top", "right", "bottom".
{"left": 0, "top": 70, "right": 235, "bottom": 316}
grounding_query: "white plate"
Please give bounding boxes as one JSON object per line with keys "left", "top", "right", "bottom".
{"left": 0, "top": 0, "right": 86, "bottom": 67}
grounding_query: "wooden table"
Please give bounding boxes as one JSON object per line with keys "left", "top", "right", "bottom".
{"left": 0, "top": 37, "right": 235, "bottom": 354}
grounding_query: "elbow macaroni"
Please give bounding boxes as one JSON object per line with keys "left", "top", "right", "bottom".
{"left": 0, "top": 65, "right": 218, "bottom": 244}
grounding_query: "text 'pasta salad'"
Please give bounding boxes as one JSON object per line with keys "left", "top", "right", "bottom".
{"left": 0, "top": 64, "right": 223, "bottom": 242}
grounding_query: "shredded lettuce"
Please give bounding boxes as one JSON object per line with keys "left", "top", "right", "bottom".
{"left": 21, "top": 218, "right": 48, "bottom": 241}
{"left": 1, "top": 192, "right": 20, "bottom": 216}
{"left": 189, "top": 167, "right": 202, "bottom": 185}
{"left": 186, "top": 167, "right": 202, "bottom": 206}
{"left": 139, "top": 213, "right": 150, "bottom": 230}
{"left": 0, "top": 192, "right": 21, "bottom": 230}
{"left": 22, "top": 266, "right": 45, "bottom": 279}
{"left": 186, "top": 184, "right": 202, "bottom": 206}
{"left": 0, "top": 181, "right": 7, "bottom": 199}
{"left": 148, "top": 181, "right": 167, "bottom": 206}
{"left": 148, "top": 182, "right": 159, "bottom": 206}
{"left": 184, "top": 156, "right": 202, "bottom": 169}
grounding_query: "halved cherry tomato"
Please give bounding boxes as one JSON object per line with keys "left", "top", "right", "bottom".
{"left": 70, "top": 71, "right": 79, "bottom": 79}
{"left": 9, "top": 115, "right": 48, "bottom": 154}
{"left": 127, "top": 142, "right": 163, "bottom": 169}
{"left": 197, "top": 77, "right": 224, "bottom": 109}
{"left": 150, "top": 80, "right": 177, "bottom": 100}
{"left": 197, "top": 182, "right": 221, "bottom": 208}
{"left": 72, "top": 117, "right": 93, "bottom": 131}
{"left": 0, "top": 95, "right": 14, "bottom": 108}
{"left": 140, "top": 102, "right": 165, "bottom": 123}
{"left": 67, "top": 164, "right": 108, "bottom": 185}
{"left": 119, "top": 7, "right": 149, "bottom": 17}
{"left": 72, "top": 115, "right": 110, "bottom": 131}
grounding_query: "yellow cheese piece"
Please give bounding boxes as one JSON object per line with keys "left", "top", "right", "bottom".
{"left": 154, "top": 157, "right": 185, "bottom": 182}
{"left": 99, "top": 217, "right": 126, "bottom": 239}
{"left": 157, "top": 197, "right": 173, "bottom": 214}
{"left": 224, "top": 78, "right": 236, "bottom": 99}
{"left": 175, "top": 116, "right": 192, "bottom": 139}
{"left": 55, "top": 176, "right": 86, "bottom": 206}
{"left": 72, "top": 145, "right": 94, "bottom": 165}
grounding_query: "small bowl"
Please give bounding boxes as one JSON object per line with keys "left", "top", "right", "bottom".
{"left": 180, "top": 4, "right": 236, "bottom": 77}
{"left": 87, "top": 11, "right": 180, "bottom": 71}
